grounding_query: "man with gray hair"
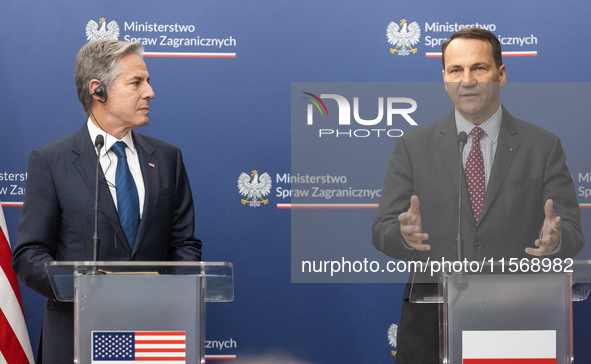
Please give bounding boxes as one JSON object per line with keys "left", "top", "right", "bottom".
{"left": 12, "top": 40, "right": 202, "bottom": 363}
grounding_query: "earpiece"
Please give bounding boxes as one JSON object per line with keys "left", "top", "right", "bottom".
{"left": 92, "top": 83, "right": 108, "bottom": 103}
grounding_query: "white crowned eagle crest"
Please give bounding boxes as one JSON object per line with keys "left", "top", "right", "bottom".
{"left": 86, "top": 17, "right": 120, "bottom": 41}
{"left": 238, "top": 170, "right": 272, "bottom": 207}
{"left": 386, "top": 19, "right": 421, "bottom": 56}
{"left": 388, "top": 323, "right": 398, "bottom": 357}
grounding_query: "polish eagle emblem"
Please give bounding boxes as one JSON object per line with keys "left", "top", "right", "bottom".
{"left": 85, "top": 17, "right": 120, "bottom": 41}
{"left": 238, "top": 170, "right": 272, "bottom": 207}
{"left": 388, "top": 323, "right": 398, "bottom": 357}
{"left": 387, "top": 19, "right": 421, "bottom": 56}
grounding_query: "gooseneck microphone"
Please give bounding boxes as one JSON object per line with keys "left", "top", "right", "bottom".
{"left": 92, "top": 134, "right": 104, "bottom": 264}
{"left": 456, "top": 132, "right": 468, "bottom": 263}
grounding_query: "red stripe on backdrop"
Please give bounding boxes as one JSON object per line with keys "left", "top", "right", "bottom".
{"left": 143, "top": 53, "right": 235, "bottom": 58}
{"left": 0, "top": 202, "right": 23, "bottom": 207}
{"left": 0, "top": 308, "right": 30, "bottom": 364}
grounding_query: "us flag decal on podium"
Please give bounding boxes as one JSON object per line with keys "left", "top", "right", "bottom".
{"left": 462, "top": 330, "right": 556, "bottom": 363}
{"left": 92, "top": 331, "right": 186, "bottom": 363}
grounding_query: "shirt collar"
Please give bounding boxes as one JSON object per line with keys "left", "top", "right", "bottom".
{"left": 86, "top": 118, "right": 136, "bottom": 157}
{"left": 455, "top": 105, "right": 502, "bottom": 143}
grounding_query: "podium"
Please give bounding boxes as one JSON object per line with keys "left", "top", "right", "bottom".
{"left": 409, "top": 261, "right": 591, "bottom": 364}
{"left": 45, "top": 261, "right": 234, "bottom": 364}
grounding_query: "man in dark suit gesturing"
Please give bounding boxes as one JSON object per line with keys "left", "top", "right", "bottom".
{"left": 12, "top": 40, "right": 202, "bottom": 363}
{"left": 372, "top": 28, "right": 584, "bottom": 363}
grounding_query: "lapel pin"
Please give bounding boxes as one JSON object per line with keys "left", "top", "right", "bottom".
{"left": 149, "top": 163, "right": 155, "bottom": 168}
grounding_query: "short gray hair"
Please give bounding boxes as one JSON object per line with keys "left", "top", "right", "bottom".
{"left": 75, "top": 40, "right": 144, "bottom": 115}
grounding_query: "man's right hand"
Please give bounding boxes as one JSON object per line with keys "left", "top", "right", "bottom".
{"left": 398, "top": 195, "right": 430, "bottom": 251}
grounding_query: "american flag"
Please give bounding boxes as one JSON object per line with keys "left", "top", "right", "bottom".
{"left": 0, "top": 199, "right": 34, "bottom": 364}
{"left": 92, "top": 331, "right": 186, "bottom": 363}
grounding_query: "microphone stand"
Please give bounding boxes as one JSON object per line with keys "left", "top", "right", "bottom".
{"left": 90, "top": 135, "right": 104, "bottom": 275}
{"left": 456, "top": 132, "right": 468, "bottom": 264}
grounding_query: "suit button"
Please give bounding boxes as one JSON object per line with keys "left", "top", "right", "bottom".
{"left": 475, "top": 244, "right": 482, "bottom": 250}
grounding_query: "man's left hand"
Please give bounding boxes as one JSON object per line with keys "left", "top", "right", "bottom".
{"left": 525, "top": 199, "right": 562, "bottom": 256}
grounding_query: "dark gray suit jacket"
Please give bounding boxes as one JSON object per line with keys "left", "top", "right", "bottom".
{"left": 12, "top": 125, "right": 202, "bottom": 363}
{"left": 373, "top": 106, "right": 583, "bottom": 266}
{"left": 372, "top": 106, "right": 584, "bottom": 363}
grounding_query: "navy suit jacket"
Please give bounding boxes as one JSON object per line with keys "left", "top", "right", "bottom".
{"left": 12, "top": 125, "right": 202, "bottom": 363}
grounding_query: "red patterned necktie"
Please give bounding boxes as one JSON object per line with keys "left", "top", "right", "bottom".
{"left": 466, "top": 127, "right": 485, "bottom": 224}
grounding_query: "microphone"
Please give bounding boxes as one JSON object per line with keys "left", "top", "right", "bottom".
{"left": 92, "top": 135, "right": 104, "bottom": 265}
{"left": 95, "top": 134, "right": 104, "bottom": 149}
{"left": 456, "top": 132, "right": 468, "bottom": 263}
{"left": 458, "top": 132, "right": 467, "bottom": 149}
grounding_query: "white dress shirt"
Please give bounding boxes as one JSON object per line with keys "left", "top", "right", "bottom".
{"left": 87, "top": 119, "right": 145, "bottom": 218}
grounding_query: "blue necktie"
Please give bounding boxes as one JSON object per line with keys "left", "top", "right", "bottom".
{"left": 110, "top": 141, "right": 140, "bottom": 249}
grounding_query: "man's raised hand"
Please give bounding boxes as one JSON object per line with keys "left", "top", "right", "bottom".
{"left": 399, "top": 195, "right": 430, "bottom": 251}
